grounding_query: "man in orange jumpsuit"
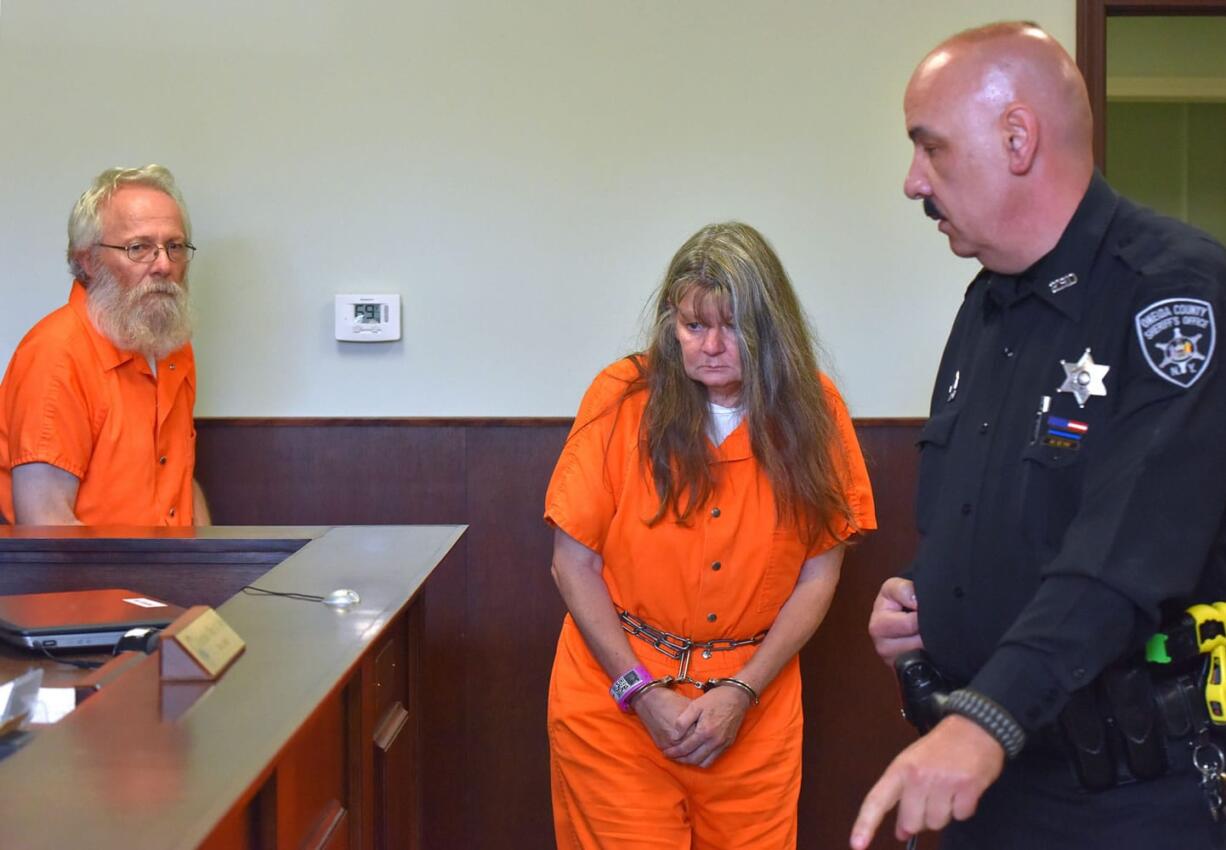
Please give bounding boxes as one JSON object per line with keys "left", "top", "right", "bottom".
{"left": 545, "top": 222, "right": 876, "bottom": 849}
{"left": 0, "top": 164, "right": 209, "bottom": 526}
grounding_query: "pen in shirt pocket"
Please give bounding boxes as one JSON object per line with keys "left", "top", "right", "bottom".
{"left": 1030, "top": 395, "right": 1051, "bottom": 445}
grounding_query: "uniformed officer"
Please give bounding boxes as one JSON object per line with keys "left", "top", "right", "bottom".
{"left": 851, "top": 21, "right": 1226, "bottom": 850}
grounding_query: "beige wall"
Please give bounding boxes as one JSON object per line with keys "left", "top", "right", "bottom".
{"left": 0, "top": 1, "right": 1074, "bottom": 417}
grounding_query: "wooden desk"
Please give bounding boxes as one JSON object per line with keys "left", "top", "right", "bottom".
{"left": 0, "top": 524, "right": 464, "bottom": 850}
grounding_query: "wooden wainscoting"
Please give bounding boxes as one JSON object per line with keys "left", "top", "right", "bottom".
{"left": 196, "top": 417, "right": 924, "bottom": 850}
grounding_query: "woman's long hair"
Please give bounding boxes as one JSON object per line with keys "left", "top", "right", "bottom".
{"left": 632, "top": 222, "right": 853, "bottom": 546}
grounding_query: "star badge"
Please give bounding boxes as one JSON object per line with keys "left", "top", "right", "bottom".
{"left": 1059, "top": 348, "right": 1110, "bottom": 407}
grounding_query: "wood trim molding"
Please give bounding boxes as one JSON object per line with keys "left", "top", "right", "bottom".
{"left": 0, "top": 527, "right": 315, "bottom": 563}
{"left": 1108, "top": 75, "right": 1226, "bottom": 101}
{"left": 1086, "top": 0, "right": 1226, "bottom": 7}
{"left": 195, "top": 417, "right": 576, "bottom": 428}
{"left": 1078, "top": 0, "right": 1226, "bottom": 170}
{"left": 1077, "top": 0, "right": 1109, "bottom": 169}
{"left": 195, "top": 416, "right": 927, "bottom": 429}
{"left": 851, "top": 417, "right": 926, "bottom": 428}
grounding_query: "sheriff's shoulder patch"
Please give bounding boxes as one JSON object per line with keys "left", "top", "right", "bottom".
{"left": 1134, "top": 297, "right": 1215, "bottom": 388}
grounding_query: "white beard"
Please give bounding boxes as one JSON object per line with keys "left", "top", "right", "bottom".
{"left": 85, "top": 266, "right": 193, "bottom": 362}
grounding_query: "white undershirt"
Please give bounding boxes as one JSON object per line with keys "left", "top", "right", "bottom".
{"left": 707, "top": 401, "right": 743, "bottom": 446}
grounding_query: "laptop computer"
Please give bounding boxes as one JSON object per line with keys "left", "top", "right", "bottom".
{"left": 0, "top": 588, "right": 184, "bottom": 650}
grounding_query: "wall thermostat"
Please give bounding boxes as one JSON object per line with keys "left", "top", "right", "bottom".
{"left": 335, "top": 294, "right": 401, "bottom": 342}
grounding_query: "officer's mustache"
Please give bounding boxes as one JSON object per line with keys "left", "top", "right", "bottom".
{"left": 923, "top": 197, "right": 945, "bottom": 221}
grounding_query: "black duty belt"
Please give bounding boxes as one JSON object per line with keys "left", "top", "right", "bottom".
{"left": 1055, "top": 665, "right": 1204, "bottom": 789}
{"left": 896, "top": 651, "right": 1219, "bottom": 793}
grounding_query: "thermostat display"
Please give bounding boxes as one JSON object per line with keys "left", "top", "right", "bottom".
{"left": 354, "top": 303, "right": 383, "bottom": 323}
{"left": 335, "top": 294, "right": 401, "bottom": 342}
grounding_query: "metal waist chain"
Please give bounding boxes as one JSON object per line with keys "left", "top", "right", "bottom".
{"left": 618, "top": 610, "right": 766, "bottom": 688}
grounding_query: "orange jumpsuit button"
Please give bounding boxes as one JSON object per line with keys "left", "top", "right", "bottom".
{"left": 158, "top": 456, "right": 167, "bottom": 465}
{"left": 711, "top": 561, "right": 722, "bottom": 571}
{"left": 710, "top": 507, "right": 721, "bottom": 518}
{"left": 706, "top": 612, "right": 717, "bottom": 622}
{"left": 168, "top": 507, "right": 176, "bottom": 518}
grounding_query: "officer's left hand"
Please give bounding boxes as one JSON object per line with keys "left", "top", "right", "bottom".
{"left": 661, "top": 685, "right": 752, "bottom": 768}
{"left": 849, "top": 714, "right": 1004, "bottom": 849}
{"left": 869, "top": 577, "right": 923, "bottom": 667}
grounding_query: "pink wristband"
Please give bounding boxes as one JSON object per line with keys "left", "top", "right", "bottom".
{"left": 610, "top": 664, "right": 653, "bottom": 712}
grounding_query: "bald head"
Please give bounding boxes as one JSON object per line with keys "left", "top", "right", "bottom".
{"left": 903, "top": 22, "right": 1095, "bottom": 272}
{"left": 915, "top": 22, "right": 1092, "bottom": 158}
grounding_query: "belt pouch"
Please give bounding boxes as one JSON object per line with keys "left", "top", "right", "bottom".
{"left": 1153, "top": 672, "right": 1204, "bottom": 740}
{"left": 1057, "top": 685, "right": 1116, "bottom": 790}
{"left": 1103, "top": 666, "right": 1167, "bottom": 780}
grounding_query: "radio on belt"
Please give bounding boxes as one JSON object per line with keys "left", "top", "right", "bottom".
{"left": 335, "top": 294, "right": 401, "bottom": 342}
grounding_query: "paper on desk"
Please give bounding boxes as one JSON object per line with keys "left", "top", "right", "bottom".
{"left": 30, "top": 688, "right": 75, "bottom": 724}
{"left": 0, "top": 668, "right": 43, "bottom": 735}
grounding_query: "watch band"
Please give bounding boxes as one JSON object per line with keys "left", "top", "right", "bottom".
{"left": 943, "top": 688, "right": 1027, "bottom": 759}
{"left": 610, "top": 664, "right": 653, "bottom": 712}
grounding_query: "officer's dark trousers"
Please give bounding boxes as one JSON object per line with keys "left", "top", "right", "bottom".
{"left": 940, "top": 745, "right": 1226, "bottom": 849}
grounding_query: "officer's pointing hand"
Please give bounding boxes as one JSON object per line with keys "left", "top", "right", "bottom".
{"left": 869, "top": 577, "right": 923, "bottom": 667}
{"left": 849, "top": 714, "right": 1004, "bottom": 850}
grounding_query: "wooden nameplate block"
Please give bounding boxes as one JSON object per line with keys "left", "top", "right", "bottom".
{"left": 160, "top": 606, "right": 245, "bottom": 681}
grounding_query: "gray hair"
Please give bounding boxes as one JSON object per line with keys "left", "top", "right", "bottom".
{"left": 67, "top": 164, "right": 191, "bottom": 281}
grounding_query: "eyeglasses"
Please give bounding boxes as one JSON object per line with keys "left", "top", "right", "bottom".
{"left": 96, "top": 240, "right": 196, "bottom": 264}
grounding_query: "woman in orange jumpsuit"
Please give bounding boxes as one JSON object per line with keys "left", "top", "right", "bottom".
{"left": 545, "top": 222, "right": 876, "bottom": 849}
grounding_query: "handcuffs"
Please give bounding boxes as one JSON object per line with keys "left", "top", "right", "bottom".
{"left": 614, "top": 610, "right": 765, "bottom": 709}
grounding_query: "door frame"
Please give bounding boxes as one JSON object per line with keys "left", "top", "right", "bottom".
{"left": 1077, "top": 0, "right": 1226, "bottom": 168}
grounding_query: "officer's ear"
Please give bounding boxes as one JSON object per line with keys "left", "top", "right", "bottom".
{"left": 1002, "top": 103, "right": 1038, "bottom": 175}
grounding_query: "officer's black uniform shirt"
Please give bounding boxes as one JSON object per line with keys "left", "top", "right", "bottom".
{"left": 913, "top": 172, "right": 1226, "bottom": 733}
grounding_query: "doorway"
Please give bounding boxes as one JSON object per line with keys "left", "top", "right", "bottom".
{"left": 1077, "top": 1, "right": 1226, "bottom": 242}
